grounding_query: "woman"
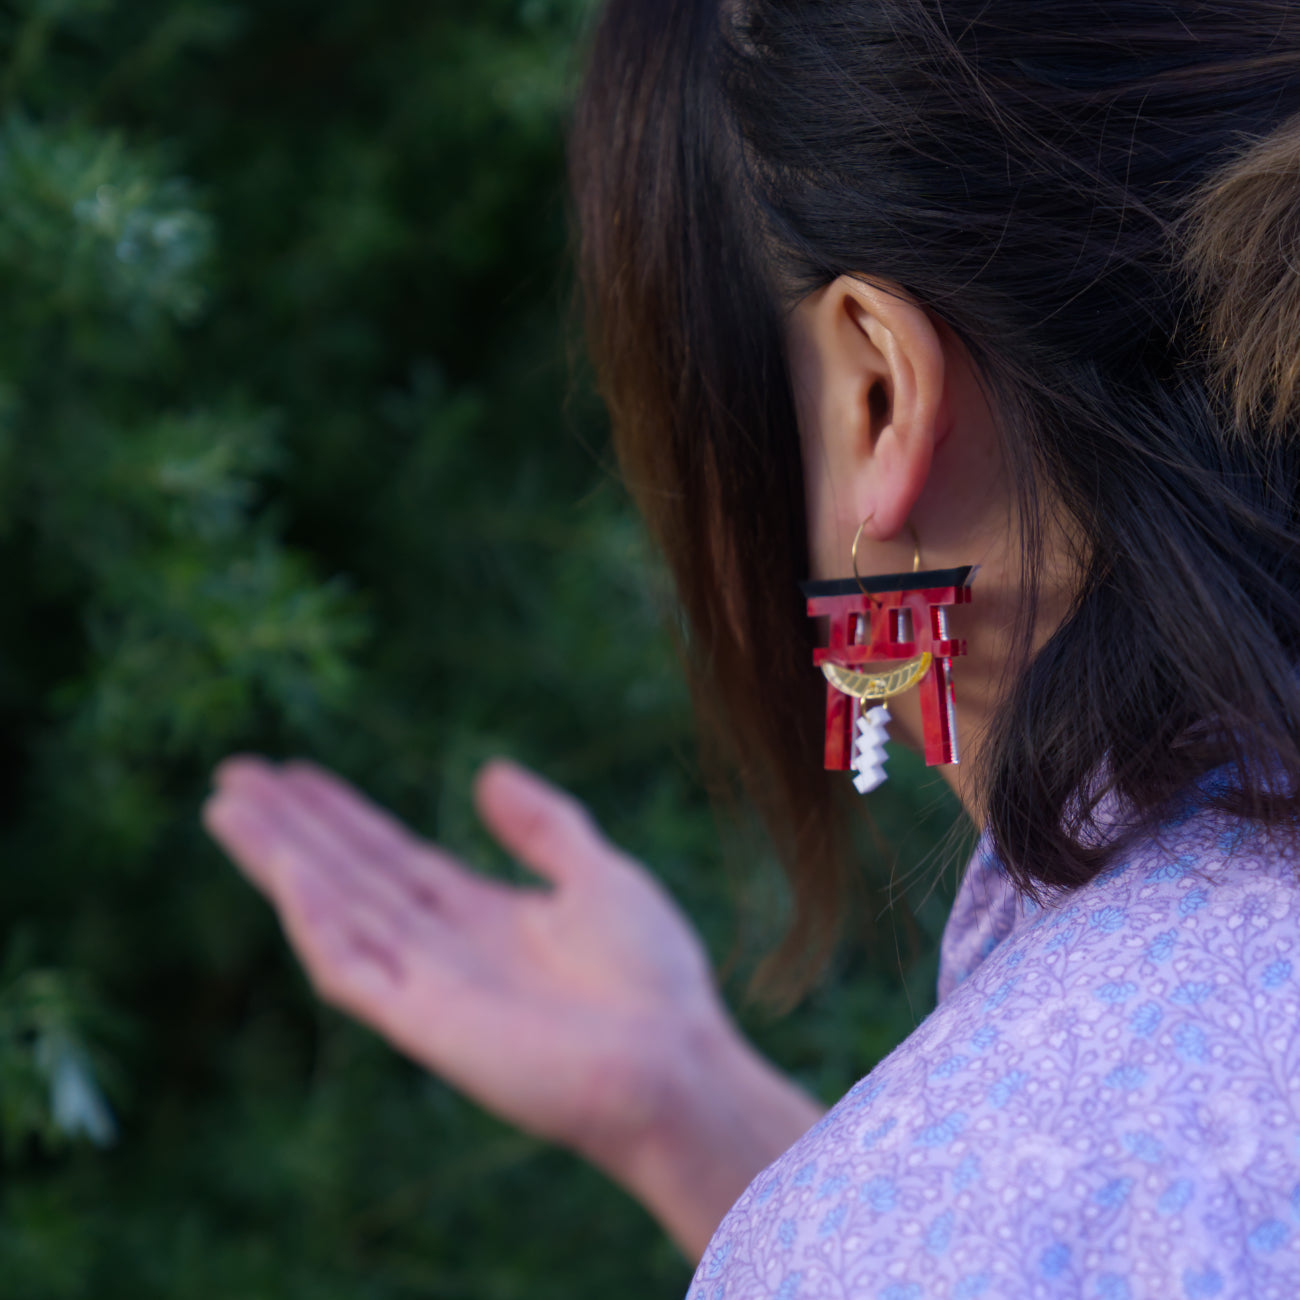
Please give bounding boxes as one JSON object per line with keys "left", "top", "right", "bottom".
{"left": 204, "top": 0, "right": 1300, "bottom": 1293}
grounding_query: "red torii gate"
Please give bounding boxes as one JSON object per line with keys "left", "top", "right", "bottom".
{"left": 802, "top": 566, "right": 973, "bottom": 770}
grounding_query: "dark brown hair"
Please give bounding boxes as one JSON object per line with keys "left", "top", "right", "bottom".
{"left": 571, "top": 0, "right": 1300, "bottom": 997}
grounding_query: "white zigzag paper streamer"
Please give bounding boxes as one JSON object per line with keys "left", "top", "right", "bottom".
{"left": 852, "top": 704, "right": 891, "bottom": 794}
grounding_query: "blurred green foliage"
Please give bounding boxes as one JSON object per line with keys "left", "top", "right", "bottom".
{"left": 0, "top": 2, "right": 967, "bottom": 1296}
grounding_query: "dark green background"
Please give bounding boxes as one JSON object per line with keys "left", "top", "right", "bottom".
{"left": 0, "top": 2, "right": 965, "bottom": 1295}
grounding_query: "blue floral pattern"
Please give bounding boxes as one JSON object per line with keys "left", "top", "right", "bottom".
{"left": 690, "top": 805, "right": 1300, "bottom": 1298}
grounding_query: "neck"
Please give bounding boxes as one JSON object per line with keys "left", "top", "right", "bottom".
{"left": 884, "top": 539, "right": 1071, "bottom": 830}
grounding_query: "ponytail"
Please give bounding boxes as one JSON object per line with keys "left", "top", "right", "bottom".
{"left": 1187, "top": 112, "right": 1300, "bottom": 436}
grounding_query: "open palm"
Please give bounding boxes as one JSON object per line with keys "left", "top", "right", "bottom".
{"left": 203, "top": 756, "right": 730, "bottom": 1164}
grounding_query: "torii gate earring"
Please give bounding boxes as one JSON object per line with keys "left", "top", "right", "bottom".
{"left": 801, "top": 518, "right": 973, "bottom": 793}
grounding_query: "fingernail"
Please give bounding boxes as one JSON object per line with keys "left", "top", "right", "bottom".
{"left": 213, "top": 755, "right": 275, "bottom": 789}
{"left": 204, "top": 796, "right": 275, "bottom": 851}
{"left": 483, "top": 758, "right": 541, "bottom": 795}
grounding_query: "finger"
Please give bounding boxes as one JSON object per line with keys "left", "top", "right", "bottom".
{"left": 473, "top": 759, "right": 621, "bottom": 888}
{"left": 203, "top": 791, "right": 280, "bottom": 894}
{"left": 204, "top": 784, "right": 410, "bottom": 945}
{"left": 207, "top": 793, "right": 479, "bottom": 1033}
{"left": 219, "top": 757, "right": 500, "bottom": 914}
{"left": 278, "top": 860, "right": 407, "bottom": 1014}
{"left": 245, "top": 775, "right": 421, "bottom": 934}
{"left": 213, "top": 753, "right": 279, "bottom": 791}
{"left": 278, "top": 761, "right": 491, "bottom": 915}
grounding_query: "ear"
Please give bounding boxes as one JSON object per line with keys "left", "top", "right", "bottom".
{"left": 789, "top": 275, "right": 948, "bottom": 550}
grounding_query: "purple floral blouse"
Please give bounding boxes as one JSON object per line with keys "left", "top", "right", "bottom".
{"left": 689, "top": 793, "right": 1300, "bottom": 1298}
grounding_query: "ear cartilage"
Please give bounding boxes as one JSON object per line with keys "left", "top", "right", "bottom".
{"left": 852, "top": 704, "right": 891, "bottom": 794}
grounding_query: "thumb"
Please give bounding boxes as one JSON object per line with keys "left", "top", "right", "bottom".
{"left": 473, "top": 759, "right": 621, "bottom": 889}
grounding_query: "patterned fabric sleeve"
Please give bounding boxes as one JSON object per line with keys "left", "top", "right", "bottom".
{"left": 689, "top": 807, "right": 1300, "bottom": 1300}
{"left": 936, "top": 836, "right": 1026, "bottom": 1005}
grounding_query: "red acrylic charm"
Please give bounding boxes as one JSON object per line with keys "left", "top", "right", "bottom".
{"left": 802, "top": 566, "right": 973, "bottom": 770}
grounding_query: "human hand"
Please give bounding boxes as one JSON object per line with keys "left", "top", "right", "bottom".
{"left": 204, "top": 758, "right": 724, "bottom": 1152}
{"left": 203, "top": 757, "right": 821, "bottom": 1258}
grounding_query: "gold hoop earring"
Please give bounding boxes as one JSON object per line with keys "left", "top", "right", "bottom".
{"left": 851, "top": 515, "right": 923, "bottom": 594}
{"left": 850, "top": 514, "right": 875, "bottom": 596}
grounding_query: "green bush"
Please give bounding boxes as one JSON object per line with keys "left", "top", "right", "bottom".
{"left": 0, "top": 3, "right": 966, "bottom": 1296}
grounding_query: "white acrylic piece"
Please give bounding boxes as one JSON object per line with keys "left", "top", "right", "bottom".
{"left": 850, "top": 703, "right": 891, "bottom": 795}
{"left": 853, "top": 765, "right": 885, "bottom": 794}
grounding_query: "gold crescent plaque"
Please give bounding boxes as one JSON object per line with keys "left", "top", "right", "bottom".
{"left": 821, "top": 653, "right": 932, "bottom": 702}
